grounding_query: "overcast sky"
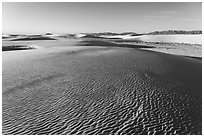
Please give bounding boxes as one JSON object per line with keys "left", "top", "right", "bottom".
{"left": 2, "top": 2, "right": 202, "bottom": 34}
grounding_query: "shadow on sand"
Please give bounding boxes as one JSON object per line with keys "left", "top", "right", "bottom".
{"left": 11, "top": 37, "right": 56, "bottom": 41}
{"left": 79, "top": 40, "right": 154, "bottom": 49}
{"left": 2, "top": 45, "right": 35, "bottom": 51}
{"left": 184, "top": 56, "right": 202, "bottom": 60}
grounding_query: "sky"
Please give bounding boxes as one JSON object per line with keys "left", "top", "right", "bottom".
{"left": 2, "top": 2, "right": 202, "bottom": 34}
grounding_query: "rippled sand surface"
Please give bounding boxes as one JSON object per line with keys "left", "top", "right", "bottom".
{"left": 2, "top": 41, "right": 202, "bottom": 135}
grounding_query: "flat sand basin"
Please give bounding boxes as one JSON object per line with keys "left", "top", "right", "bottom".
{"left": 2, "top": 43, "right": 202, "bottom": 135}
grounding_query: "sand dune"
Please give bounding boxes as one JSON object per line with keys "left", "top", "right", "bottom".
{"left": 2, "top": 45, "right": 34, "bottom": 51}
{"left": 79, "top": 40, "right": 154, "bottom": 48}
{"left": 3, "top": 33, "right": 202, "bottom": 44}
{"left": 11, "top": 36, "right": 56, "bottom": 41}
{"left": 137, "top": 35, "right": 202, "bottom": 44}
{"left": 2, "top": 40, "right": 202, "bottom": 135}
{"left": 101, "top": 34, "right": 202, "bottom": 44}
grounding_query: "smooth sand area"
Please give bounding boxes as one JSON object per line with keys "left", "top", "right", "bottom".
{"left": 101, "top": 34, "right": 202, "bottom": 44}
{"left": 133, "top": 35, "right": 202, "bottom": 45}
{"left": 2, "top": 39, "right": 202, "bottom": 135}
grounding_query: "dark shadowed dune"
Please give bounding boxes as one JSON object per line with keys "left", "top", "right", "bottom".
{"left": 45, "top": 32, "right": 53, "bottom": 35}
{"left": 2, "top": 34, "right": 22, "bottom": 39}
{"left": 2, "top": 45, "right": 35, "bottom": 51}
{"left": 9, "top": 34, "right": 21, "bottom": 37}
{"left": 2, "top": 41, "right": 202, "bottom": 135}
{"left": 184, "top": 56, "right": 202, "bottom": 60}
{"left": 92, "top": 32, "right": 143, "bottom": 36}
{"left": 79, "top": 40, "right": 154, "bottom": 49}
{"left": 81, "top": 34, "right": 122, "bottom": 39}
{"left": 113, "top": 39, "right": 143, "bottom": 43}
{"left": 11, "top": 36, "right": 56, "bottom": 41}
{"left": 2, "top": 36, "right": 11, "bottom": 39}
{"left": 57, "top": 34, "right": 76, "bottom": 38}
{"left": 81, "top": 34, "right": 104, "bottom": 39}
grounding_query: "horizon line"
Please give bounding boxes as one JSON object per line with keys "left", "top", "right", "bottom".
{"left": 2, "top": 29, "right": 202, "bottom": 35}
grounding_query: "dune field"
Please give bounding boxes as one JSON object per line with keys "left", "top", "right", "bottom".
{"left": 101, "top": 34, "right": 202, "bottom": 58}
{"left": 137, "top": 35, "right": 202, "bottom": 44}
{"left": 2, "top": 38, "right": 202, "bottom": 135}
{"left": 101, "top": 34, "right": 202, "bottom": 44}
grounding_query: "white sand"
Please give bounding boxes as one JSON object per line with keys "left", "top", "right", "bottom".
{"left": 102, "top": 34, "right": 202, "bottom": 44}
{"left": 138, "top": 35, "right": 202, "bottom": 44}
{"left": 2, "top": 40, "right": 202, "bottom": 134}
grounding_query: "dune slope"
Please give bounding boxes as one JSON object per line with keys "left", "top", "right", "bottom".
{"left": 2, "top": 43, "right": 202, "bottom": 135}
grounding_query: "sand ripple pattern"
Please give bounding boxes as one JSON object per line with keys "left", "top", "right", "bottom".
{"left": 2, "top": 48, "right": 202, "bottom": 135}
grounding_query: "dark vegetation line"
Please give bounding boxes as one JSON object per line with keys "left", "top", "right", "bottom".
{"left": 2, "top": 45, "right": 35, "bottom": 51}
{"left": 11, "top": 37, "right": 56, "bottom": 41}
{"left": 147, "top": 30, "right": 202, "bottom": 35}
{"left": 85, "top": 30, "right": 202, "bottom": 36}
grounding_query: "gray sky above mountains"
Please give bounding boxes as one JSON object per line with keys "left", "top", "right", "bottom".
{"left": 2, "top": 2, "right": 202, "bottom": 34}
